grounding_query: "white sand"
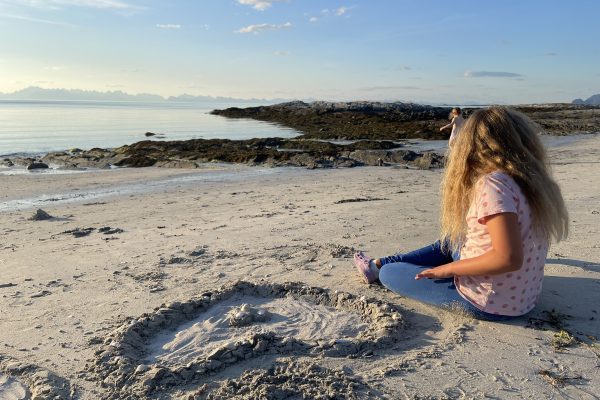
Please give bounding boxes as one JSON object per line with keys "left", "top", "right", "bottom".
{"left": 0, "top": 134, "right": 599, "bottom": 398}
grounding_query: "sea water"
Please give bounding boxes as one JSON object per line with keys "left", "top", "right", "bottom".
{"left": 0, "top": 100, "right": 299, "bottom": 156}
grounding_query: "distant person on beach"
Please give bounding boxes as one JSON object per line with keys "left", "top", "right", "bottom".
{"left": 354, "top": 107, "right": 569, "bottom": 320}
{"left": 440, "top": 107, "right": 465, "bottom": 147}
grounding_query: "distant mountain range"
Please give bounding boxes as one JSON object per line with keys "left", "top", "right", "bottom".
{"left": 572, "top": 94, "right": 600, "bottom": 105}
{"left": 0, "top": 86, "right": 289, "bottom": 104}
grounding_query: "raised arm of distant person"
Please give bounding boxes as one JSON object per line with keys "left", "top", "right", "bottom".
{"left": 440, "top": 116, "right": 456, "bottom": 132}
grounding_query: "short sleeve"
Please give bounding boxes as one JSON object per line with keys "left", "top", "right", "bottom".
{"left": 475, "top": 173, "right": 519, "bottom": 224}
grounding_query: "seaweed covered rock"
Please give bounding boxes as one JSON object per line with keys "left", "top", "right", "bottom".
{"left": 212, "top": 101, "right": 453, "bottom": 140}
{"left": 213, "top": 101, "right": 600, "bottom": 139}
{"left": 38, "top": 137, "right": 442, "bottom": 170}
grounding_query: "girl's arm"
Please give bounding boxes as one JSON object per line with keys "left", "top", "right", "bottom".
{"left": 440, "top": 116, "right": 456, "bottom": 131}
{"left": 415, "top": 212, "right": 524, "bottom": 280}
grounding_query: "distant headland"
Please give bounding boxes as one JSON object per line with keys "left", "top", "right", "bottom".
{"left": 0, "top": 86, "right": 291, "bottom": 104}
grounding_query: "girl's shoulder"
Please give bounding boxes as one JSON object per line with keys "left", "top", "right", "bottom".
{"left": 476, "top": 171, "right": 519, "bottom": 191}
{"left": 486, "top": 170, "right": 513, "bottom": 181}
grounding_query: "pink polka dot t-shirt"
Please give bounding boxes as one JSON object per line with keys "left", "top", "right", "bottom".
{"left": 455, "top": 171, "right": 549, "bottom": 316}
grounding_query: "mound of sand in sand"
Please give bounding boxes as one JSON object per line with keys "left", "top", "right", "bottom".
{"left": 226, "top": 302, "right": 271, "bottom": 327}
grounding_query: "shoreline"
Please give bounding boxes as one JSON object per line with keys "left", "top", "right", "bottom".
{"left": 0, "top": 164, "right": 303, "bottom": 212}
{"left": 2, "top": 100, "right": 599, "bottom": 173}
{"left": 1, "top": 132, "right": 595, "bottom": 177}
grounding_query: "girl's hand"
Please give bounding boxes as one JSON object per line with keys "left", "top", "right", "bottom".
{"left": 415, "top": 264, "right": 454, "bottom": 280}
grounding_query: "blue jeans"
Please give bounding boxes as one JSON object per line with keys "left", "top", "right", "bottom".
{"left": 379, "top": 241, "right": 514, "bottom": 321}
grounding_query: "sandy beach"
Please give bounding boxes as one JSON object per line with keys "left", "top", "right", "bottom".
{"left": 1, "top": 134, "right": 599, "bottom": 399}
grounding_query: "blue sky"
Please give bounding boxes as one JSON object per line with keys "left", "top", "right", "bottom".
{"left": 0, "top": 0, "right": 598, "bottom": 103}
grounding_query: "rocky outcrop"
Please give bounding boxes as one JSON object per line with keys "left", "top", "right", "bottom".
{"left": 212, "top": 101, "right": 600, "bottom": 138}
{"left": 510, "top": 104, "right": 600, "bottom": 135}
{"left": 40, "top": 138, "right": 443, "bottom": 170}
{"left": 29, "top": 209, "right": 53, "bottom": 221}
{"left": 212, "top": 101, "right": 453, "bottom": 140}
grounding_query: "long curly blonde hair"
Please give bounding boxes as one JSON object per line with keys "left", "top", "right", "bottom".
{"left": 440, "top": 106, "right": 568, "bottom": 250}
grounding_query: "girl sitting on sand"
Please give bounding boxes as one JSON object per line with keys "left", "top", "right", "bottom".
{"left": 354, "top": 107, "right": 569, "bottom": 320}
{"left": 440, "top": 107, "right": 465, "bottom": 147}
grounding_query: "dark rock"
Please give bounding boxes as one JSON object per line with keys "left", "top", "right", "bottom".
{"left": 114, "top": 155, "right": 157, "bottom": 167}
{"left": 145, "top": 132, "right": 157, "bottom": 137}
{"left": 1, "top": 158, "right": 14, "bottom": 167}
{"left": 413, "top": 152, "right": 445, "bottom": 169}
{"left": 62, "top": 228, "right": 95, "bottom": 238}
{"left": 29, "top": 209, "right": 53, "bottom": 221}
{"left": 26, "top": 162, "right": 49, "bottom": 170}
{"left": 190, "top": 248, "right": 207, "bottom": 257}
{"left": 98, "top": 227, "right": 124, "bottom": 235}
{"left": 335, "top": 197, "right": 388, "bottom": 204}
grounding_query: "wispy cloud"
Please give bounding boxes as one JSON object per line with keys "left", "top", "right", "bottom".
{"left": 335, "top": 6, "right": 349, "bottom": 16}
{"left": 308, "top": 16, "right": 317, "bottom": 22}
{"left": 236, "top": 21, "right": 291, "bottom": 34}
{"left": 384, "top": 65, "right": 413, "bottom": 71}
{"left": 156, "top": 23, "right": 180, "bottom": 29}
{"left": 236, "top": 0, "right": 283, "bottom": 11}
{"left": 56, "top": 0, "right": 136, "bottom": 9}
{"left": 274, "top": 50, "right": 290, "bottom": 56}
{"left": 360, "top": 85, "right": 421, "bottom": 91}
{"left": 0, "top": 12, "right": 73, "bottom": 25}
{"left": 544, "top": 52, "right": 558, "bottom": 57}
{"left": 320, "top": 6, "right": 356, "bottom": 18}
{"left": 464, "top": 70, "right": 523, "bottom": 78}
{"left": 1, "top": 0, "right": 139, "bottom": 10}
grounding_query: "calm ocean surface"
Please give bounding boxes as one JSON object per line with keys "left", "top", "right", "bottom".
{"left": 0, "top": 100, "right": 299, "bottom": 156}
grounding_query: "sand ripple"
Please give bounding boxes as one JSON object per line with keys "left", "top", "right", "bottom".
{"left": 147, "top": 294, "right": 367, "bottom": 365}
